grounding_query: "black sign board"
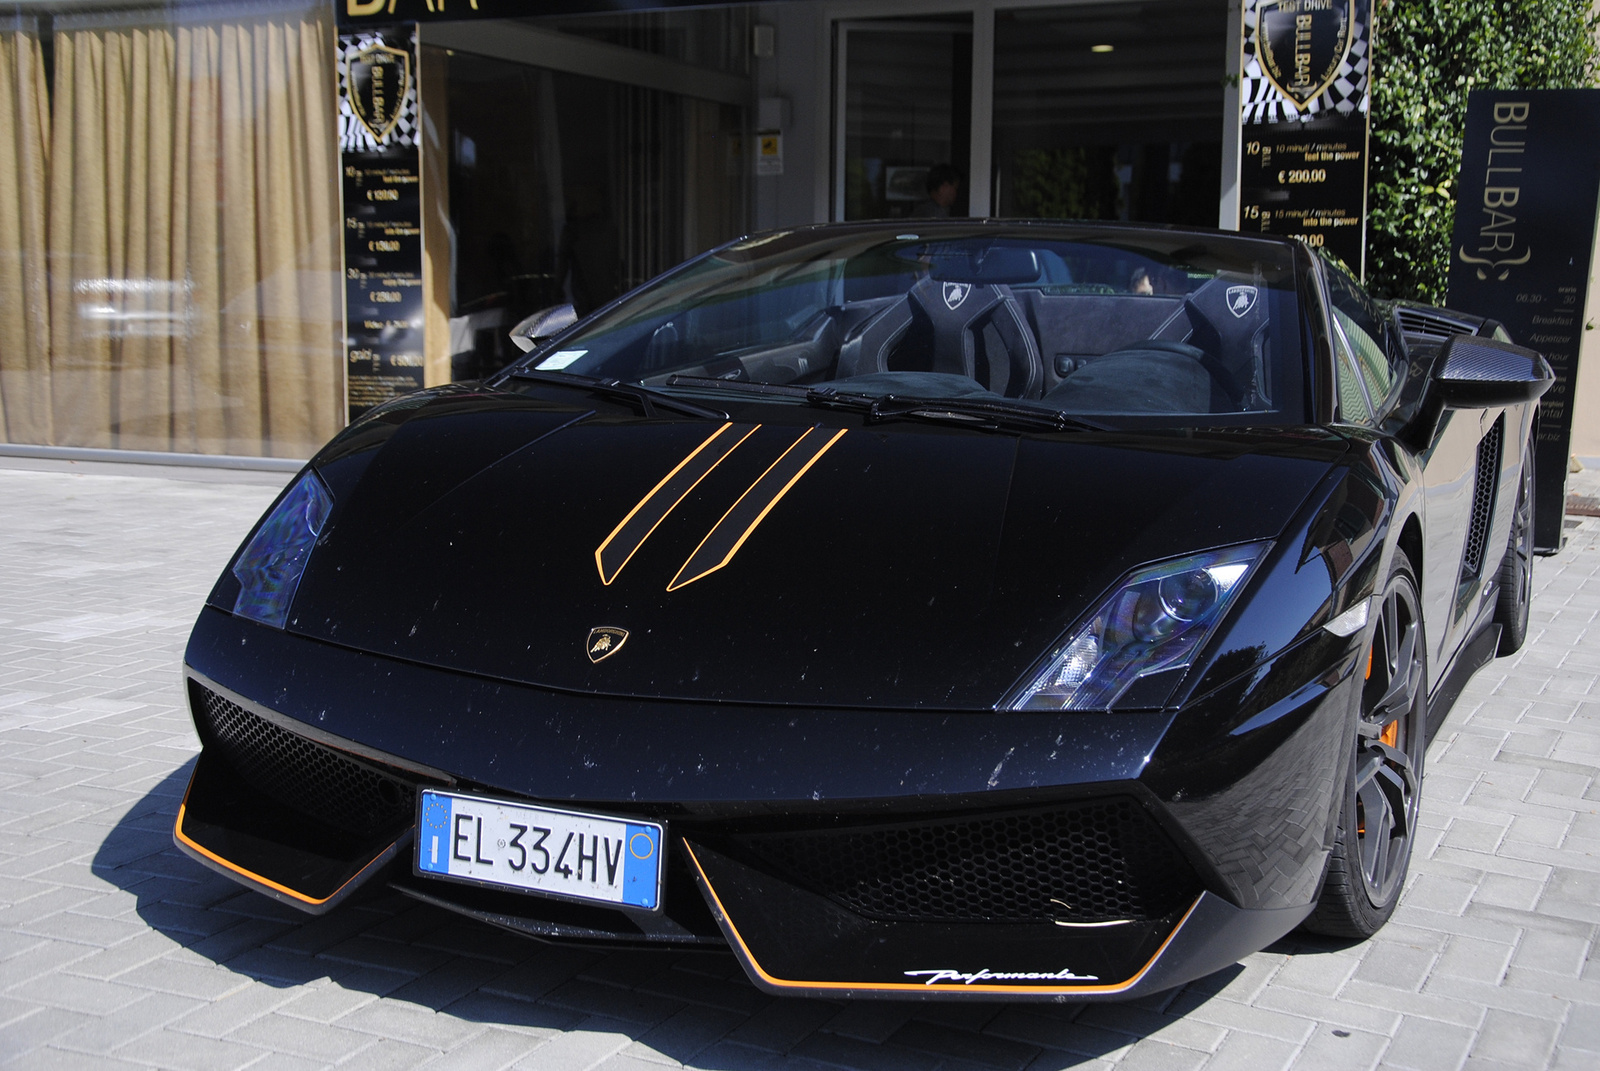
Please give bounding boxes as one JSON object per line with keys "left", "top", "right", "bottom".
{"left": 1447, "top": 90, "right": 1600, "bottom": 552}
{"left": 1237, "top": 0, "right": 1374, "bottom": 276}
{"left": 338, "top": 27, "right": 426, "bottom": 423}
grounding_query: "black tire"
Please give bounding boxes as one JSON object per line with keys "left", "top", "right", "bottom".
{"left": 1304, "top": 553, "right": 1427, "bottom": 939}
{"left": 1494, "top": 437, "right": 1535, "bottom": 655}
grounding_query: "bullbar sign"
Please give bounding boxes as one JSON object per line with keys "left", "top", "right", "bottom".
{"left": 1255, "top": 0, "right": 1354, "bottom": 108}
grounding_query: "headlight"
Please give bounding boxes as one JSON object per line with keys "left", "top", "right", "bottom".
{"left": 231, "top": 471, "right": 332, "bottom": 629}
{"left": 1012, "top": 542, "right": 1269, "bottom": 711}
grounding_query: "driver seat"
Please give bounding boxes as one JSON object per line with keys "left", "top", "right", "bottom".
{"left": 1151, "top": 271, "right": 1271, "bottom": 408}
{"left": 836, "top": 277, "right": 1043, "bottom": 398}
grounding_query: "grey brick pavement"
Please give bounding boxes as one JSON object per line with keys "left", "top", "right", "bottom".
{"left": 1, "top": 455, "right": 1597, "bottom": 1071}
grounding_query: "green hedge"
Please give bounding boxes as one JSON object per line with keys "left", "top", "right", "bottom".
{"left": 1366, "top": 0, "right": 1600, "bottom": 302}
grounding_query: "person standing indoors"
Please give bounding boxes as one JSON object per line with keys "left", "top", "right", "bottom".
{"left": 910, "top": 164, "right": 962, "bottom": 218}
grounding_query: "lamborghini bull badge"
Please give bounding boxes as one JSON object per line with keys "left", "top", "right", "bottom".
{"left": 586, "top": 626, "right": 629, "bottom": 663}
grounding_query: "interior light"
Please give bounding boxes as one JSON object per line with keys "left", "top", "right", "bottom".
{"left": 1091, "top": 44, "right": 1114, "bottom": 53}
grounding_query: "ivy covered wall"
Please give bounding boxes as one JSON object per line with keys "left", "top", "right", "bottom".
{"left": 1366, "top": 0, "right": 1600, "bottom": 302}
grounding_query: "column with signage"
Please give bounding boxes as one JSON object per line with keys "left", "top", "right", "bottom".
{"left": 1447, "top": 91, "right": 1600, "bottom": 552}
{"left": 338, "top": 26, "right": 426, "bottom": 423}
{"left": 1235, "top": 0, "right": 1375, "bottom": 276}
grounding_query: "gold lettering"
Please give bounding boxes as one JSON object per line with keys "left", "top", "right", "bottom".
{"left": 1483, "top": 187, "right": 1520, "bottom": 208}
{"left": 1492, "top": 102, "right": 1530, "bottom": 123}
{"left": 347, "top": 0, "right": 385, "bottom": 15}
{"left": 1293, "top": 14, "right": 1313, "bottom": 86}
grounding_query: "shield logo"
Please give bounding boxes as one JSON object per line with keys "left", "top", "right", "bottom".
{"left": 1225, "top": 285, "right": 1259, "bottom": 319}
{"left": 943, "top": 282, "right": 972, "bottom": 310}
{"left": 347, "top": 43, "right": 411, "bottom": 144}
{"left": 586, "top": 626, "right": 629, "bottom": 663}
{"left": 1255, "top": 0, "right": 1354, "bottom": 109}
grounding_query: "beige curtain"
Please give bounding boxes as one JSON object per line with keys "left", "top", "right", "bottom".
{"left": 0, "top": 26, "right": 51, "bottom": 444}
{"left": 42, "top": 1, "right": 341, "bottom": 457}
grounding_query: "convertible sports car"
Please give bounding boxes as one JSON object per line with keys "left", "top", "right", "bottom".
{"left": 176, "top": 222, "right": 1551, "bottom": 1000}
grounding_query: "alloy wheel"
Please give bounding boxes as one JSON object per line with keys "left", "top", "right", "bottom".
{"left": 1354, "top": 572, "right": 1425, "bottom": 906}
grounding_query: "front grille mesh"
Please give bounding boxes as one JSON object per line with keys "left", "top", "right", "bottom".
{"left": 734, "top": 799, "right": 1198, "bottom": 924}
{"left": 1462, "top": 416, "right": 1504, "bottom": 580}
{"left": 192, "top": 683, "right": 414, "bottom": 838}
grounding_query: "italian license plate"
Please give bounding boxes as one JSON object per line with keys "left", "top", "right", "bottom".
{"left": 415, "top": 790, "right": 663, "bottom": 911}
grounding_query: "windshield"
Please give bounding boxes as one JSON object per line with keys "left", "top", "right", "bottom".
{"left": 509, "top": 224, "right": 1307, "bottom": 426}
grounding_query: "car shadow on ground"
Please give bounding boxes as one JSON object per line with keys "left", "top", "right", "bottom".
{"left": 95, "top": 761, "right": 1279, "bottom": 1069}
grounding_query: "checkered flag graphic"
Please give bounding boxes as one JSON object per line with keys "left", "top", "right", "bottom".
{"left": 1241, "top": 1, "right": 1371, "bottom": 125}
{"left": 338, "top": 32, "right": 419, "bottom": 153}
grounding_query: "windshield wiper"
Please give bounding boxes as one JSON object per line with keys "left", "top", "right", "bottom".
{"left": 664, "top": 374, "right": 1104, "bottom": 433}
{"left": 664, "top": 375, "right": 811, "bottom": 399}
{"left": 807, "top": 389, "right": 1107, "bottom": 433}
{"left": 508, "top": 369, "right": 728, "bottom": 420}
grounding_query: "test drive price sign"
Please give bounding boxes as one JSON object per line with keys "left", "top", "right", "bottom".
{"left": 1236, "top": 0, "right": 1376, "bottom": 274}
{"left": 1241, "top": 130, "right": 1368, "bottom": 267}
{"left": 338, "top": 26, "right": 427, "bottom": 422}
{"left": 417, "top": 790, "right": 664, "bottom": 910}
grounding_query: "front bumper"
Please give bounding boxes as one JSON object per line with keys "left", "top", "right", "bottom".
{"left": 176, "top": 607, "right": 1358, "bottom": 1000}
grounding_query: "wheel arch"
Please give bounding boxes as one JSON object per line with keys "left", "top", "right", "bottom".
{"left": 1396, "top": 513, "right": 1424, "bottom": 601}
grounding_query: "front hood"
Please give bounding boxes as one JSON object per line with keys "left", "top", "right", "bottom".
{"left": 285, "top": 391, "right": 1346, "bottom": 708}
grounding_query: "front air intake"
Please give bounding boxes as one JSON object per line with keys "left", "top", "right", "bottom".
{"left": 189, "top": 682, "right": 415, "bottom": 838}
{"left": 731, "top": 798, "right": 1200, "bottom": 925}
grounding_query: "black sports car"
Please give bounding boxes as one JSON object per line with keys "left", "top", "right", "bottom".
{"left": 176, "top": 222, "right": 1551, "bottom": 1000}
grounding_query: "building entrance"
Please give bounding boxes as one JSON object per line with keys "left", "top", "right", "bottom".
{"left": 836, "top": 17, "right": 974, "bottom": 221}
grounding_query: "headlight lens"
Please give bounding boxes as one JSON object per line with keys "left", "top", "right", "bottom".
{"left": 1012, "top": 542, "right": 1269, "bottom": 711}
{"left": 231, "top": 471, "right": 332, "bottom": 629}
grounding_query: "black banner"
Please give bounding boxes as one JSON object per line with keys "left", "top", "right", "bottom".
{"left": 1447, "top": 90, "right": 1600, "bottom": 552}
{"left": 1237, "top": 0, "right": 1374, "bottom": 276}
{"left": 339, "top": 27, "right": 426, "bottom": 423}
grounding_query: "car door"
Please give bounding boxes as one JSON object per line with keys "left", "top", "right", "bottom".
{"left": 1320, "top": 261, "right": 1491, "bottom": 692}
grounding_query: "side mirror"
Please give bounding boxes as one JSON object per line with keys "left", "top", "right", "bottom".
{"left": 509, "top": 303, "right": 578, "bottom": 354}
{"left": 1432, "top": 333, "right": 1554, "bottom": 407}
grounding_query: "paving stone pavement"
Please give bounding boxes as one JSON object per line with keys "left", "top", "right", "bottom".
{"left": 0, "top": 455, "right": 1597, "bottom": 1071}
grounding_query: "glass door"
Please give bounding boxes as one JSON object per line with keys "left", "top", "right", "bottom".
{"left": 989, "top": 1, "right": 1229, "bottom": 225}
{"left": 834, "top": 17, "right": 973, "bottom": 221}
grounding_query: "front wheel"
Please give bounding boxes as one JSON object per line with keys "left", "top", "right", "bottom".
{"left": 1304, "top": 553, "right": 1427, "bottom": 938}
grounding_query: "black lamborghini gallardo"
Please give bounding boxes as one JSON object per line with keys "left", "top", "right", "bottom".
{"left": 176, "top": 222, "right": 1550, "bottom": 999}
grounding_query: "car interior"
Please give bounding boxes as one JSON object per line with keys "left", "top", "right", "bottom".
{"left": 552, "top": 238, "right": 1292, "bottom": 418}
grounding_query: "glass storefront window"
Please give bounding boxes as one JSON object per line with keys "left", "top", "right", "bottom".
{"left": 530, "top": 7, "right": 752, "bottom": 77}
{"left": 436, "top": 47, "right": 747, "bottom": 381}
{"left": 0, "top": 0, "right": 343, "bottom": 459}
{"left": 991, "top": 1, "right": 1228, "bottom": 225}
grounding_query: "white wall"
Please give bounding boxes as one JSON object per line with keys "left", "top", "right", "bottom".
{"left": 1569, "top": 218, "right": 1600, "bottom": 462}
{"left": 752, "top": 2, "right": 831, "bottom": 230}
